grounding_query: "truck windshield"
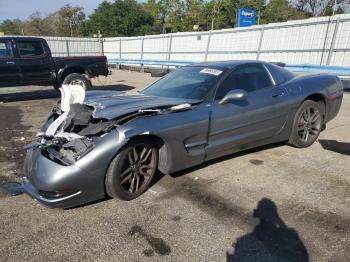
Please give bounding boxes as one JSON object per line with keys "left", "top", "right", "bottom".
{"left": 142, "top": 67, "right": 224, "bottom": 100}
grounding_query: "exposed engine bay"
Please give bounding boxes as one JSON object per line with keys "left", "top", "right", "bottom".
{"left": 34, "top": 85, "right": 195, "bottom": 166}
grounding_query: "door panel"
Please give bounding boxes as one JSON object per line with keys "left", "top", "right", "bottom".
{"left": 205, "top": 63, "right": 291, "bottom": 159}
{"left": 206, "top": 86, "right": 289, "bottom": 158}
{"left": 14, "top": 40, "right": 54, "bottom": 84}
{"left": 0, "top": 41, "right": 21, "bottom": 87}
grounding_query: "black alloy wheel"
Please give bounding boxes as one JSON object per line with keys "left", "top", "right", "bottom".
{"left": 105, "top": 139, "right": 158, "bottom": 200}
{"left": 289, "top": 100, "right": 324, "bottom": 148}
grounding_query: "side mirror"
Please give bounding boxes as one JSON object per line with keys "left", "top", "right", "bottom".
{"left": 219, "top": 89, "right": 248, "bottom": 104}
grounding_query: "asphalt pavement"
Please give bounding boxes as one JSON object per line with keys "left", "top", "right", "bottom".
{"left": 0, "top": 70, "right": 349, "bottom": 261}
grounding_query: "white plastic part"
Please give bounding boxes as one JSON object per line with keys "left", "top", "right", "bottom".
{"left": 45, "top": 85, "right": 86, "bottom": 137}
{"left": 45, "top": 111, "right": 69, "bottom": 137}
{"left": 59, "top": 85, "right": 86, "bottom": 112}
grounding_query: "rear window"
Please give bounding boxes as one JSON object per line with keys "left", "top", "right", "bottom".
{"left": 0, "top": 42, "right": 11, "bottom": 57}
{"left": 265, "top": 63, "right": 294, "bottom": 85}
{"left": 17, "top": 41, "right": 45, "bottom": 57}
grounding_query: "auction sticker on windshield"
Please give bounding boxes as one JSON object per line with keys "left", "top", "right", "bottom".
{"left": 200, "top": 68, "right": 223, "bottom": 76}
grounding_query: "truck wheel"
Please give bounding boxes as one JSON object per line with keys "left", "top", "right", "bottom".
{"left": 63, "top": 73, "right": 92, "bottom": 90}
{"left": 288, "top": 100, "right": 324, "bottom": 148}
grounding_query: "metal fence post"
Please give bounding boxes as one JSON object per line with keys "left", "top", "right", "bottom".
{"left": 140, "top": 36, "right": 145, "bottom": 72}
{"left": 66, "top": 40, "right": 70, "bottom": 56}
{"left": 167, "top": 34, "right": 173, "bottom": 61}
{"left": 256, "top": 26, "right": 264, "bottom": 60}
{"left": 204, "top": 31, "right": 212, "bottom": 61}
{"left": 165, "top": 34, "right": 173, "bottom": 71}
{"left": 327, "top": 17, "right": 340, "bottom": 65}
{"left": 119, "top": 38, "right": 122, "bottom": 59}
{"left": 99, "top": 38, "right": 104, "bottom": 56}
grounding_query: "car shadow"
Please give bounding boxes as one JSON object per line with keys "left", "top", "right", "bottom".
{"left": 318, "top": 139, "right": 350, "bottom": 156}
{"left": 0, "top": 84, "right": 136, "bottom": 103}
{"left": 227, "top": 198, "right": 309, "bottom": 262}
{"left": 67, "top": 143, "right": 286, "bottom": 209}
{"left": 150, "top": 142, "right": 286, "bottom": 186}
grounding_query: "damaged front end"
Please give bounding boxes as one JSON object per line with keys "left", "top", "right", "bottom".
{"left": 35, "top": 86, "right": 194, "bottom": 166}
{"left": 37, "top": 85, "right": 113, "bottom": 165}
{"left": 22, "top": 85, "right": 199, "bottom": 208}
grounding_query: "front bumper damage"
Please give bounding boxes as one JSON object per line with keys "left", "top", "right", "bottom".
{"left": 22, "top": 85, "right": 197, "bottom": 208}
{"left": 21, "top": 85, "right": 123, "bottom": 208}
{"left": 22, "top": 129, "right": 126, "bottom": 208}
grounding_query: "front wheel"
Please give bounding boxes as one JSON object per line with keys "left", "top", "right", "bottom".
{"left": 62, "top": 73, "right": 92, "bottom": 90}
{"left": 288, "top": 100, "right": 324, "bottom": 148}
{"left": 105, "top": 139, "right": 158, "bottom": 200}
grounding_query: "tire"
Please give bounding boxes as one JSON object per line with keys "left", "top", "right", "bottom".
{"left": 62, "top": 73, "right": 92, "bottom": 90}
{"left": 288, "top": 100, "right": 325, "bottom": 148}
{"left": 105, "top": 138, "right": 158, "bottom": 200}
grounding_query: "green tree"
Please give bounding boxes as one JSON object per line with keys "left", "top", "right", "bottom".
{"left": 292, "top": 0, "right": 347, "bottom": 16}
{"left": 183, "top": 0, "right": 207, "bottom": 31}
{"left": 54, "top": 4, "right": 86, "bottom": 37}
{"left": 24, "top": 12, "right": 53, "bottom": 36}
{"left": 81, "top": 0, "right": 155, "bottom": 37}
{"left": 0, "top": 19, "right": 23, "bottom": 35}
{"left": 261, "top": 0, "right": 310, "bottom": 23}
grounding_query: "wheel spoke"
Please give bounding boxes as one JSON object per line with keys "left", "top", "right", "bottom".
{"left": 309, "top": 128, "right": 319, "bottom": 135}
{"left": 311, "top": 112, "right": 320, "bottom": 123}
{"left": 302, "top": 129, "right": 307, "bottom": 141}
{"left": 129, "top": 175, "right": 136, "bottom": 193}
{"left": 139, "top": 147, "right": 147, "bottom": 161}
{"left": 135, "top": 174, "right": 140, "bottom": 192}
{"left": 128, "top": 152, "right": 134, "bottom": 164}
{"left": 140, "top": 165, "right": 153, "bottom": 176}
{"left": 304, "top": 130, "right": 309, "bottom": 142}
{"left": 141, "top": 149, "right": 152, "bottom": 163}
{"left": 120, "top": 167, "right": 131, "bottom": 178}
{"left": 121, "top": 173, "right": 132, "bottom": 184}
{"left": 306, "top": 108, "right": 311, "bottom": 121}
{"left": 133, "top": 148, "right": 139, "bottom": 162}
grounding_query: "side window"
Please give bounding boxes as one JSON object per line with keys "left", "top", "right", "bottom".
{"left": 0, "top": 42, "right": 11, "bottom": 58}
{"left": 216, "top": 64, "right": 273, "bottom": 100}
{"left": 265, "top": 63, "right": 294, "bottom": 85}
{"left": 17, "top": 41, "right": 45, "bottom": 57}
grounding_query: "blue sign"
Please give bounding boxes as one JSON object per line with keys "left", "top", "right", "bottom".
{"left": 237, "top": 8, "right": 257, "bottom": 27}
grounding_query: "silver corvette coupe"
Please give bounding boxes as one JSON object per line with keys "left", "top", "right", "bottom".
{"left": 22, "top": 61, "right": 343, "bottom": 208}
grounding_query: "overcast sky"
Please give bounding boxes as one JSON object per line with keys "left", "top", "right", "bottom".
{"left": 0, "top": 0, "right": 110, "bottom": 21}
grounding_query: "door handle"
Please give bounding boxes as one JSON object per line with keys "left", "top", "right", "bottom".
{"left": 272, "top": 91, "right": 284, "bottom": 98}
{"left": 6, "top": 61, "right": 15, "bottom": 65}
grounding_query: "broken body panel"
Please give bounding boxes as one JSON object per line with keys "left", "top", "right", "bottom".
{"left": 22, "top": 85, "right": 206, "bottom": 207}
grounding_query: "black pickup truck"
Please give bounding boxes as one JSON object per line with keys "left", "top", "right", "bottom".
{"left": 0, "top": 37, "right": 109, "bottom": 89}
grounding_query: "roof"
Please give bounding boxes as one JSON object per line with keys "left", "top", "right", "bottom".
{"left": 0, "top": 36, "right": 45, "bottom": 41}
{"left": 187, "top": 60, "right": 263, "bottom": 70}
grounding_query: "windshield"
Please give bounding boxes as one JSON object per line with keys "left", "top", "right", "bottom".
{"left": 142, "top": 67, "right": 224, "bottom": 99}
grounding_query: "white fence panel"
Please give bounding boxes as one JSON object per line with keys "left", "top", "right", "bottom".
{"left": 7, "top": 13, "right": 350, "bottom": 66}
{"left": 102, "top": 13, "right": 350, "bottom": 67}
{"left": 143, "top": 35, "right": 170, "bottom": 61}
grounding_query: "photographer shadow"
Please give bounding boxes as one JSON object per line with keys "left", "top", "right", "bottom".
{"left": 227, "top": 198, "right": 309, "bottom": 262}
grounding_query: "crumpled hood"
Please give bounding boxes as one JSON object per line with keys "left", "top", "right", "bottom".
{"left": 83, "top": 90, "right": 201, "bottom": 120}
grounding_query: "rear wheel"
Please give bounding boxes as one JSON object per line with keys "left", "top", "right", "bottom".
{"left": 105, "top": 139, "right": 158, "bottom": 200}
{"left": 62, "top": 73, "right": 92, "bottom": 90}
{"left": 288, "top": 100, "right": 324, "bottom": 148}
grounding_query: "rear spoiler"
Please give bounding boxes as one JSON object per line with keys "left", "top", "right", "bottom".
{"left": 270, "top": 62, "right": 286, "bottom": 67}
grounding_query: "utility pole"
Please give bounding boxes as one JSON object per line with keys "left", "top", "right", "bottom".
{"left": 333, "top": 0, "right": 337, "bottom": 16}
{"left": 211, "top": 0, "right": 221, "bottom": 30}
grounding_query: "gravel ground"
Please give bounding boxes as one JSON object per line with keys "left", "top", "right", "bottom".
{"left": 0, "top": 69, "right": 349, "bottom": 262}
